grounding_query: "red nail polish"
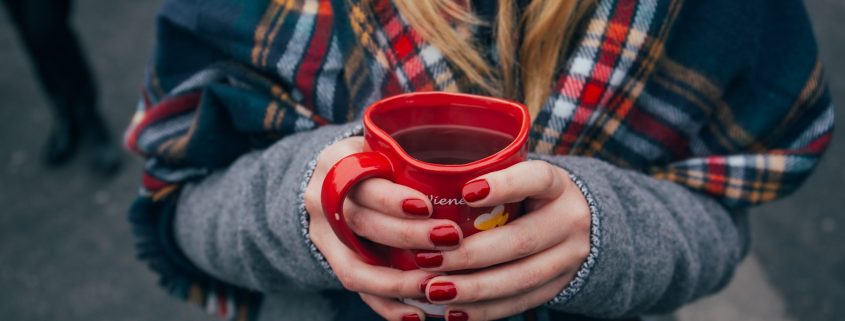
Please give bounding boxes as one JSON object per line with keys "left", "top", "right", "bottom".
{"left": 428, "top": 281, "right": 457, "bottom": 302}
{"left": 402, "top": 198, "right": 430, "bottom": 216}
{"left": 447, "top": 310, "right": 468, "bottom": 321}
{"left": 419, "top": 274, "right": 438, "bottom": 293}
{"left": 462, "top": 179, "right": 490, "bottom": 202}
{"left": 415, "top": 250, "right": 443, "bottom": 268}
{"left": 430, "top": 225, "right": 460, "bottom": 247}
{"left": 402, "top": 313, "right": 422, "bottom": 321}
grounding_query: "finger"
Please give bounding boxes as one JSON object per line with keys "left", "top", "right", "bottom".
{"left": 310, "top": 220, "right": 433, "bottom": 299}
{"left": 359, "top": 293, "right": 426, "bottom": 321}
{"left": 425, "top": 196, "right": 588, "bottom": 271}
{"left": 350, "top": 178, "right": 432, "bottom": 218}
{"left": 425, "top": 237, "right": 589, "bottom": 305}
{"left": 344, "top": 200, "right": 462, "bottom": 250}
{"left": 445, "top": 275, "right": 572, "bottom": 321}
{"left": 461, "top": 160, "right": 566, "bottom": 207}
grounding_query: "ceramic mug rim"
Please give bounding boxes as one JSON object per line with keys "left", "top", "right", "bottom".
{"left": 362, "top": 92, "right": 530, "bottom": 174}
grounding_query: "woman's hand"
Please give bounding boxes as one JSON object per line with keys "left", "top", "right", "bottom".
{"left": 304, "top": 137, "right": 465, "bottom": 321}
{"left": 420, "top": 160, "right": 592, "bottom": 321}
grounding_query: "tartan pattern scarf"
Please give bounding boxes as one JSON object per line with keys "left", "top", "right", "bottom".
{"left": 124, "top": 0, "right": 834, "bottom": 319}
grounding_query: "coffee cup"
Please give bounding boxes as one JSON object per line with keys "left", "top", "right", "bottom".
{"left": 320, "top": 92, "right": 530, "bottom": 316}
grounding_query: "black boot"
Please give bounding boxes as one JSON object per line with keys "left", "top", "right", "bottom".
{"left": 42, "top": 111, "right": 79, "bottom": 167}
{"left": 79, "top": 112, "right": 123, "bottom": 176}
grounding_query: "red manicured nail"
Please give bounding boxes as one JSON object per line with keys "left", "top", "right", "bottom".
{"left": 430, "top": 225, "right": 460, "bottom": 247}
{"left": 428, "top": 281, "right": 457, "bottom": 302}
{"left": 402, "top": 198, "right": 430, "bottom": 216}
{"left": 402, "top": 313, "right": 422, "bottom": 321}
{"left": 419, "top": 274, "right": 438, "bottom": 293}
{"left": 462, "top": 179, "right": 490, "bottom": 202}
{"left": 447, "top": 310, "right": 468, "bottom": 321}
{"left": 415, "top": 250, "right": 443, "bottom": 268}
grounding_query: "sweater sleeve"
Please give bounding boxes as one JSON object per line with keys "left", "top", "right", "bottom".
{"left": 173, "top": 123, "right": 362, "bottom": 292}
{"left": 536, "top": 155, "right": 750, "bottom": 319}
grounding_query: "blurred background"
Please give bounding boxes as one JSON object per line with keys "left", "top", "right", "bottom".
{"left": 0, "top": 1, "right": 842, "bottom": 321}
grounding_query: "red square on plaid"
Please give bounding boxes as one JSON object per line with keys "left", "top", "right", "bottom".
{"left": 583, "top": 81, "right": 605, "bottom": 105}
{"left": 394, "top": 35, "right": 414, "bottom": 60}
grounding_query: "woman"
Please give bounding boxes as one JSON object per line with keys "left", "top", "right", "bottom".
{"left": 125, "top": 0, "right": 834, "bottom": 320}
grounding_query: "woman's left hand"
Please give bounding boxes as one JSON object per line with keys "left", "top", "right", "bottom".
{"left": 420, "top": 160, "right": 592, "bottom": 321}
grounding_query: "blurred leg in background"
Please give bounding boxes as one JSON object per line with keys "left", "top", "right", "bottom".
{"left": 3, "top": 0, "right": 121, "bottom": 175}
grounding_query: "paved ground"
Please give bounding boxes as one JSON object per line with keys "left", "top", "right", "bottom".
{"left": 0, "top": 1, "right": 842, "bottom": 321}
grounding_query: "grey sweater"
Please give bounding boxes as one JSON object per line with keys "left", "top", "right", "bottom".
{"left": 174, "top": 122, "right": 749, "bottom": 320}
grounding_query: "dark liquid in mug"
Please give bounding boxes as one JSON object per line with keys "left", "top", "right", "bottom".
{"left": 391, "top": 125, "right": 515, "bottom": 165}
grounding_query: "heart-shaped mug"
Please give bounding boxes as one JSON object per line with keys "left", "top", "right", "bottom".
{"left": 321, "top": 92, "right": 530, "bottom": 316}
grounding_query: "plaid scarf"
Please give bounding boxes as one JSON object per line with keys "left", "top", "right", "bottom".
{"left": 125, "top": 0, "right": 834, "bottom": 319}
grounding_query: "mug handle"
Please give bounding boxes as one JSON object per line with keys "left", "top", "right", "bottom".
{"left": 320, "top": 152, "right": 394, "bottom": 266}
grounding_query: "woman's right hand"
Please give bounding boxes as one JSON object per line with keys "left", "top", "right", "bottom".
{"left": 303, "top": 137, "right": 464, "bottom": 321}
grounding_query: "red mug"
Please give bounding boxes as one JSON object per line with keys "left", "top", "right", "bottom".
{"left": 320, "top": 92, "right": 530, "bottom": 315}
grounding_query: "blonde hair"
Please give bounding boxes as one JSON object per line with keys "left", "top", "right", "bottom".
{"left": 392, "top": 0, "right": 594, "bottom": 115}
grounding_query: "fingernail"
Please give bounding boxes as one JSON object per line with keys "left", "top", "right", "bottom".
{"left": 419, "top": 274, "right": 438, "bottom": 293}
{"left": 462, "top": 179, "right": 490, "bottom": 202}
{"left": 428, "top": 281, "right": 457, "bottom": 302}
{"left": 415, "top": 250, "right": 443, "bottom": 268}
{"left": 402, "top": 198, "right": 430, "bottom": 216}
{"left": 429, "top": 225, "right": 460, "bottom": 247}
{"left": 447, "top": 310, "right": 468, "bottom": 321}
{"left": 401, "top": 313, "right": 422, "bottom": 321}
